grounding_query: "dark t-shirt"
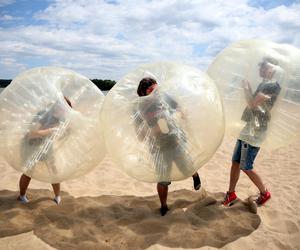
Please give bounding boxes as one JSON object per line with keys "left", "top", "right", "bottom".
{"left": 241, "top": 81, "right": 281, "bottom": 128}
{"left": 239, "top": 81, "right": 281, "bottom": 146}
{"left": 138, "top": 93, "right": 178, "bottom": 127}
{"left": 27, "top": 110, "right": 61, "bottom": 146}
{"left": 135, "top": 93, "right": 182, "bottom": 149}
{"left": 22, "top": 109, "right": 63, "bottom": 167}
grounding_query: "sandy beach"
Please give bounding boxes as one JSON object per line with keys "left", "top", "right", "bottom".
{"left": 0, "top": 135, "right": 300, "bottom": 250}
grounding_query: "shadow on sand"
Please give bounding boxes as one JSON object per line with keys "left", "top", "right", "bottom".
{"left": 0, "top": 188, "right": 260, "bottom": 249}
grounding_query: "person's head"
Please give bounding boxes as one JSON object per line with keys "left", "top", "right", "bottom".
{"left": 259, "top": 57, "right": 278, "bottom": 80}
{"left": 137, "top": 78, "right": 157, "bottom": 96}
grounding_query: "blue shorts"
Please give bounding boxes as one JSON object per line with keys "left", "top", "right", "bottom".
{"left": 232, "top": 140, "right": 260, "bottom": 170}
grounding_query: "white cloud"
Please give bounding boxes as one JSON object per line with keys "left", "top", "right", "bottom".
{"left": 1, "top": 57, "right": 16, "bottom": 65}
{"left": 0, "top": 14, "right": 13, "bottom": 21}
{"left": 0, "top": 57, "right": 26, "bottom": 78}
{"left": 0, "top": 0, "right": 300, "bottom": 79}
{"left": 0, "top": 14, "right": 22, "bottom": 21}
{"left": 0, "top": 0, "right": 15, "bottom": 7}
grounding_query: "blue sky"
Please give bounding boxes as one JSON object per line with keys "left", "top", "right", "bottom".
{"left": 0, "top": 0, "right": 300, "bottom": 80}
{"left": 0, "top": 0, "right": 48, "bottom": 27}
{"left": 248, "top": 0, "right": 297, "bottom": 9}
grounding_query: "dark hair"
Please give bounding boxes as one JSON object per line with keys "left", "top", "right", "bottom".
{"left": 64, "top": 96, "right": 72, "bottom": 108}
{"left": 137, "top": 78, "right": 157, "bottom": 96}
{"left": 260, "top": 57, "right": 279, "bottom": 67}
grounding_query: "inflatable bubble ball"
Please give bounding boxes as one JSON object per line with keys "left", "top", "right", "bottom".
{"left": 101, "top": 62, "right": 224, "bottom": 183}
{"left": 208, "top": 39, "right": 300, "bottom": 149}
{"left": 0, "top": 67, "right": 106, "bottom": 183}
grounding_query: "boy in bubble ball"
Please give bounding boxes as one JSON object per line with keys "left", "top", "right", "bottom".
{"left": 135, "top": 77, "right": 201, "bottom": 216}
{"left": 18, "top": 96, "right": 72, "bottom": 204}
{"left": 223, "top": 57, "right": 281, "bottom": 206}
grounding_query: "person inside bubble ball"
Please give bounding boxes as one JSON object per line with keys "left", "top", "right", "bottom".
{"left": 223, "top": 57, "right": 281, "bottom": 206}
{"left": 136, "top": 77, "right": 201, "bottom": 216}
{"left": 18, "top": 96, "right": 72, "bottom": 204}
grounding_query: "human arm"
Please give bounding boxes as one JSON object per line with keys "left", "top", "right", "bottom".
{"left": 246, "top": 92, "right": 271, "bottom": 109}
{"left": 246, "top": 82, "right": 281, "bottom": 109}
{"left": 243, "top": 80, "right": 270, "bottom": 108}
{"left": 163, "top": 93, "right": 186, "bottom": 119}
{"left": 28, "top": 111, "right": 59, "bottom": 139}
{"left": 243, "top": 80, "right": 254, "bottom": 104}
{"left": 28, "top": 126, "right": 57, "bottom": 138}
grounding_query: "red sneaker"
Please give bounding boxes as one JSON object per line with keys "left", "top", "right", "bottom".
{"left": 256, "top": 190, "right": 271, "bottom": 205}
{"left": 222, "top": 191, "right": 237, "bottom": 206}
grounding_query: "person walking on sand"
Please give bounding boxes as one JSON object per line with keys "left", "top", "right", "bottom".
{"left": 222, "top": 57, "right": 281, "bottom": 206}
{"left": 135, "top": 77, "right": 201, "bottom": 216}
{"left": 18, "top": 96, "right": 72, "bottom": 205}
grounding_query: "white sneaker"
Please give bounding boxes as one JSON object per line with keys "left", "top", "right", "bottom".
{"left": 18, "top": 195, "right": 29, "bottom": 203}
{"left": 54, "top": 196, "right": 61, "bottom": 204}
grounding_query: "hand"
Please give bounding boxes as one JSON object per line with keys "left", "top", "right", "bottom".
{"left": 46, "top": 127, "right": 59, "bottom": 135}
{"left": 242, "top": 80, "right": 250, "bottom": 90}
{"left": 177, "top": 111, "right": 185, "bottom": 120}
{"left": 242, "top": 80, "right": 253, "bottom": 103}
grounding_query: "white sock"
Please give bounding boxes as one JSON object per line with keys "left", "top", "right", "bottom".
{"left": 54, "top": 196, "right": 61, "bottom": 204}
{"left": 19, "top": 195, "right": 29, "bottom": 203}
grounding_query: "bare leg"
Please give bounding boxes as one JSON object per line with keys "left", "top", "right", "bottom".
{"left": 243, "top": 169, "right": 266, "bottom": 193}
{"left": 51, "top": 183, "right": 60, "bottom": 196}
{"left": 19, "top": 174, "right": 31, "bottom": 196}
{"left": 52, "top": 183, "right": 61, "bottom": 204}
{"left": 229, "top": 161, "right": 240, "bottom": 192}
{"left": 157, "top": 183, "right": 169, "bottom": 216}
{"left": 157, "top": 183, "right": 168, "bottom": 207}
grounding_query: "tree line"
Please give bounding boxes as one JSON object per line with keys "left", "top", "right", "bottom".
{"left": 0, "top": 79, "right": 116, "bottom": 91}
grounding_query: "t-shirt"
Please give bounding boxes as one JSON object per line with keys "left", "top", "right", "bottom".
{"left": 138, "top": 93, "right": 178, "bottom": 128}
{"left": 239, "top": 81, "right": 281, "bottom": 146}
{"left": 21, "top": 109, "right": 63, "bottom": 166}
{"left": 136, "top": 93, "right": 183, "bottom": 149}
{"left": 27, "top": 110, "right": 61, "bottom": 146}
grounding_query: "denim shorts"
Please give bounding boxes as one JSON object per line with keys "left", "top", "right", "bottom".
{"left": 232, "top": 140, "right": 260, "bottom": 170}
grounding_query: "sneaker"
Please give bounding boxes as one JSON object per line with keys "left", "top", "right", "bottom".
{"left": 160, "top": 205, "right": 169, "bottom": 216}
{"left": 18, "top": 195, "right": 29, "bottom": 203}
{"left": 256, "top": 190, "right": 271, "bottom": 205}
{"left": 53, "top": 196, "right": 61, "bottom": 204}
{"left": 193, "top": 173, "right": 201, "bottom": 190}
{"left": 222, "top": 191, "right": 237, "bottom": 206}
